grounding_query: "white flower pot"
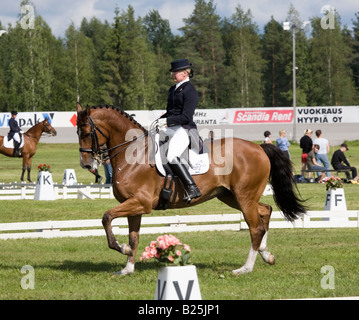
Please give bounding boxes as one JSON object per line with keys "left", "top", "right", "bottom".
{"left": 34, "top": 171, "right": 55, "bottom": 201}
{"left": 63, "top": 169, "right": 77, "bottom": 185}
{"left": 324, "top": 188, "right": 347, "bottom": 211}
{"left": 154, "top": 265, "right": 201, "bottom": 300}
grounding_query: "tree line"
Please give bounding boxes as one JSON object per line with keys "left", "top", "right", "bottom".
{"left": 0, "top": 0, "right": 358, "bottom": 112}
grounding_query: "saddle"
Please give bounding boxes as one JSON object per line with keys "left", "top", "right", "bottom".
{"left": 153, "top": 130, "right": 209, "bottom": 210}
{"left": 154, "top": 131, "right": 210, "bottom": 177}
{"left": 3, "top": 135, "right": 24, "bottom": 149}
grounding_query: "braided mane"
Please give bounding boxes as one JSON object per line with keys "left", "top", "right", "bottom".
{"left": 90, "top": 105, "right": 147, "bottom": 133}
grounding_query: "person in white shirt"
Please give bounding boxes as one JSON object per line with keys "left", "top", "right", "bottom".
{"left": 312, "top": 129, "right": 331, "bottom": 177}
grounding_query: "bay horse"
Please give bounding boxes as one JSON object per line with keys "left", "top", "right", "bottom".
{"left": 76, "top": 103, "right": 306, "bottom": 275}
{"left": 0, "top": 119, "right": 57, "bottom": 182}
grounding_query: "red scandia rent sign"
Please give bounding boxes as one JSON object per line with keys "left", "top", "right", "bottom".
{"left": 233, "top": 109, "right": 294, "bottom": 124}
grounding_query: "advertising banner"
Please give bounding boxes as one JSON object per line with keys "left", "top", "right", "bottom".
{"left": 296, "top": 106, "right": 359, "bottom": 124}
{"left": 1, "top": 106, "right": 358, "bottom": 129}
{"left": 231, "top": 108, "right": 294, "bottom": 124}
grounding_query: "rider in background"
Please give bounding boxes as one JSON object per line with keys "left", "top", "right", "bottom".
{"left": 8, "top": 110, "right": 22, "bottom": 157}
{"left": 157, "top": 59, "right": 202, "bottom": 203}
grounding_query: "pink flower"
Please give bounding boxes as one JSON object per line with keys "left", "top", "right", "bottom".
{"left": 168, "top": 256, "right": 174, "bottom": 262}
{"left": 184, "top": 244, "right": 191, "bottom": 252}
{"left": 176, "top": 250, "right": 182, "bottom": 256}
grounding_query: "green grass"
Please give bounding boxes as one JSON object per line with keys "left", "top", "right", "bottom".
{"left": 1, "top": 229, "right": 358, "bottom": 300}
{"left": 1, "top": 142, "right": 359, "bottom": 300}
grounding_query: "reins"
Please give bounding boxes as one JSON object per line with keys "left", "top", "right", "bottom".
{"left": 78, "top": 115, "right": 154, "bottom": 164}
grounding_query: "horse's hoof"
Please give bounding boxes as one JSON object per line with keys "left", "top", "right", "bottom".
{"left": 268, "top": 254, "right": 275, "bottom": 265}
{"left": 112, "top": 269, "right": 133, "bottom": 277}
{"left": 232, "top": 266, "right": 252, "bottom": 276}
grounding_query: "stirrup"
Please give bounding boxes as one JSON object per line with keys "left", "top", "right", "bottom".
{"left": 183, "top": 184, "right": 202, "bottom": 203}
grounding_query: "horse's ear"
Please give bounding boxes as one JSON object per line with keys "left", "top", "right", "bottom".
{"left": 76, "top": 102, "right": 83, "bottom": 114}
{"left": 86, "top": 105, "right": 91, "bottom": 117}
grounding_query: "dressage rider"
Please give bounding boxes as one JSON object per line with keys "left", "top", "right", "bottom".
{"left": 8, "top": 110, "right": 22, "bottom": 157}
{"left": 157, "top": 59, "right": 202, "bottom": 203}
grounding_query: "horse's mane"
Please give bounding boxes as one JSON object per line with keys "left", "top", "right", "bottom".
{"left": 90, "top": 105, "right": 148, "bottom": 133}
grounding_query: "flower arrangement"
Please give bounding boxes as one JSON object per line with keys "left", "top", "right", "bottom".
{"left": 38, "top": 164, "right": 51, "bottom": 172}
{"left": 140, "top": 234, "right": 191, "bottom": 266}
{"left": 324, "top": 176, "right": 343, "bottom": 190}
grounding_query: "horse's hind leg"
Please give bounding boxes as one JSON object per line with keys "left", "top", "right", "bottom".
{"left": 232, "top": 199, "right": 267, "bottom": 276}
{"left": 217, "top": 191, "right": 265, "bottom": 275}
{"left": 258, "top": 202, "right": 275, "bottom": 265}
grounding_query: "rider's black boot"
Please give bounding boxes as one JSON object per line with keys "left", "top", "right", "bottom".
{"left": 13, "top": 141, "right": 21, "bottom": 157}
{"left": 169, "top": 157, "right": 202, "bottom": 203}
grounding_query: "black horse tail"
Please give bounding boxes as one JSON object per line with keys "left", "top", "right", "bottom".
{"left": 261, "top": 143, "right": 307, "bottom": 222}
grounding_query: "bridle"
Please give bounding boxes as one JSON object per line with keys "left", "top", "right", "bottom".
{"left": 42, "top": 121, "right": 54, "bottom": 134}
{"left": 77, "top": 116, "right": 149, "bottom": 164}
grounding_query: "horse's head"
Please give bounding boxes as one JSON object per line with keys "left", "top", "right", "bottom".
{"left": 42, "top": 119, "right": 57, "bottom": 136}
{"left": 76, "top": 103, "right": 108, "bottom": 171}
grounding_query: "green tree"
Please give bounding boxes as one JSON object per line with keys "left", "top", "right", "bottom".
{"left": 308, "top": 14, "right": 357, "bottom": 105}
{"left": 350, "top": 12, "right": 359, "bottom": 94}
{"left": 64, "top": 23, "right": 96, "bottom": 105}
{"left": 6, "top": 15, "right": 54, "bottom": 111}
{"left": 102, "top": 6, "right": 159, "bottom": 110}
{"left": 261, "top": 17, "right": 292, "bottom": 107}
{"left": 180, "top": 0, "right": 225, "bottom": 108}
{"left": 143, "top": 10, "right": 175, "bottom": 108}
{"left": 80, "top": 17, "right": 110, "bottom": 105}
{"left": 222, "top": 5, "right": 264, "bottom": 108}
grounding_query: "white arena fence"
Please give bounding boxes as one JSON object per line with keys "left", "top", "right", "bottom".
{"left": 0, "top": 211, "right": 358, "bottom": 240}
{"left": 0, "top": 183, "right": 114, "bottom": 200}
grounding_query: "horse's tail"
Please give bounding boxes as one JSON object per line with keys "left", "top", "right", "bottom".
{"left": 261, "top": 143, "right": 307, "bottom": 222}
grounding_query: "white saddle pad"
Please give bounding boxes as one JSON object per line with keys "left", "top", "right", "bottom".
{"left": 154, "top": 134, "right": 209, "bottom": 176}
{"left": 3, "top": 136, "right": 25, "bottom": 149}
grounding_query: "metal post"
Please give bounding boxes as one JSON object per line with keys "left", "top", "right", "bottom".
{"left": 292, "top": 27, "right": 297, "bottom": 142}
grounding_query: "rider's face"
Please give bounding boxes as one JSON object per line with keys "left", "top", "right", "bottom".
{"left": 171, "top": 70, "right": 188, "bottom": 83}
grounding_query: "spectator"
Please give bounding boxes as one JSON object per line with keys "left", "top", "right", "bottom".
{"left": 331, "top": 143, "right": 359, "bottom": 183}
{"left": 103, "top": 144, "right": 113, "bottom": 185}
{"left": 276, "top": 129, "right": 290, "bottom": 159}
{"left": 263, "top": 131, "right": 272, "bottom": 144}
{"left": 300, "top": 129, "right": 313, "bottom": 176}
{"left": 313, "top": 129, "right": 331, "bottom": 177}
{"left": 307, "top": 144, "right": 326, "bottom": 182}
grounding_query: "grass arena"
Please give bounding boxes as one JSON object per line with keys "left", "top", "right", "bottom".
{"left": 1, "top": 137, "right": 359, "bottom": 300}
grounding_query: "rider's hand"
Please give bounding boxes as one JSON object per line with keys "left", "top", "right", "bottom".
{"left": 157, "top": 118, "right": 167, "bottom": 129}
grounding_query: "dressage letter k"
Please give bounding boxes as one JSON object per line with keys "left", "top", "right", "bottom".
{"left": 43, "top": 175, "right": 51, "bottom": 185}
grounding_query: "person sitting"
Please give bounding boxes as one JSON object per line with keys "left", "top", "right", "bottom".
{"left": 306, "top": 144, "right": 326, "bottom": 182}
{"left": 263, "top": 131, "right": 272, "bottom": 144}
{"left": 331, "top": 143, "right": 359, "bottom": 183}
{"left": 157, "top": 59, "right": 202, "bottom": 203}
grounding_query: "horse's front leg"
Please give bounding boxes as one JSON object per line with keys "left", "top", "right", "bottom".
{"left": 114, "top": 215, "right": 142, "bottom": 276}
{"left": 27, "top": 157, "right": 33, "bottom": 182}
{"left": 20, "top": 166, "right": 26, "bottom": 182}
{"left": 102, "top": 198, "right": 149, "bottom": 274}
